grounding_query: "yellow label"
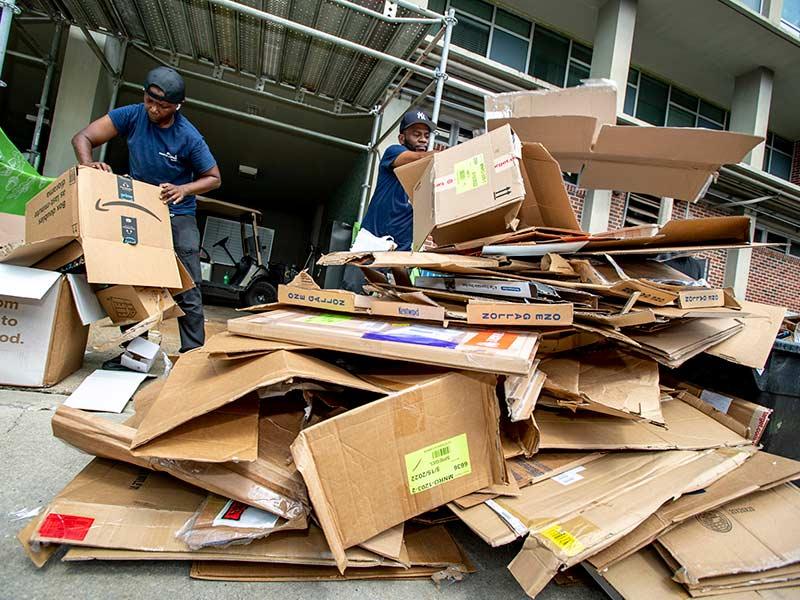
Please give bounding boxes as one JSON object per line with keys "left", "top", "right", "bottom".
{"left": 405, "top": 433, "right": 471, "bottom": 494}
{"left": 303, "top": 313, "right": 352, "bottom": 325}
{"left": 539, "top": 524, "right": 584, "bottom": 557}
{"left": 454, "top": 155, "right": 488, "bottom": 194}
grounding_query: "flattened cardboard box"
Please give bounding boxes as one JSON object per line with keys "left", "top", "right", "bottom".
{"left": 590, "top": 450, "right": 800, "bottom": 571}
{"left": 656, "top": 483, "right": 800, "bottom": 584}
{"left": 0, "top": 264, "right": 101, "bottom": 387}
{"left": 466, "top": 301, "right": 573, "bottom": 327}
{"left": 535, "top": 395, "right": 749, "bottom": 451}
{"left": 291, "top": 371, "right": 506, "bottom": 572}
{"left": 596, "top": 546, "right": 800, "bottom": 600}
{"left": 30, "top": 458, "right": 205, "bottom": 552}
{"left": 538, "top": 348, "right": 664, "bottom": 423}
{"left": 504, "top": 448, "right": 754, "bottom": 598}
{"left": 485, "top": 85, "right": 761, "bottom": 202}
{"left": 6, "top": 166, "right": 181, "bottom": 287}
{"left": 676, "top": 382, "right": 772, "bottom": 443}
{"left": 189, "top": 525, "right": 473, "bottom": 581}
{"left": 51, "top": 405, "right": 308, "bottom": 520}
{"left": 228, "top": 308, "right": 540, "bottom": 376}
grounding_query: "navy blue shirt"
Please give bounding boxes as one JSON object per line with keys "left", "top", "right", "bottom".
{"left": 108, "top": 103, "right": 216, "bottom": 215}
{"left": 361, "top": 144, "right": 412, "bottom": 251}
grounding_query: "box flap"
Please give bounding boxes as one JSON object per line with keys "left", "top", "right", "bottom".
{"left": 705, "top": 300, "right": 786, "bottom": 369}
{"left": 132, "top": 396, "right": 260, "bottom": 463}
{"left": 518, "top": 143, "right": 582, "bottom": 231}
{"left": 32, "top": 239, "right": 84, "bottom": 271}
{"left": 81, "top": 237, "right": 182, "bottom": 287}
{"left": 202, "top": 331, "right": 309, "bottom": 357}
{"left": 0, "top": 263, "right": 61, "bottom": 299}
{"left": 66, "top": 274, "right": 107, "bottom": 324}
{"left": 539, "top": 348, "right": 664, "bottom": 424}
{"left": 131, "top": 349, "right": 384, "bottom": 449}
{"left": 394, "top": 154, "right": 433, "bottom": 198}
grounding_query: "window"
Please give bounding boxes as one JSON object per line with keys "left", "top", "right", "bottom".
{"left": 782, "top": 0, "right": 800, "bottom": 31}
{"left": 790, "top": 243, "right": 800, "bottom": 258}
{"left": 740, "top": 0, "right": 763, "bottom": 13}
{"left": 432, "top": 2, "right": 593, "bottom": 85}
{"left": 625, "top": 68, "right": 728, "bottom": 129}
{"left": 636, "top": 74, "right": 669, "bottom": 125}
{"left": 529, "top": 27, "right": 569, "bottom": 85}
{"left": 451, "top": 13, "right": 490, "bottom": 55}
{"left": 763, "top": 132, "right": 794, "bottom": 181}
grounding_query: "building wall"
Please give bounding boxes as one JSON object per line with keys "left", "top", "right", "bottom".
{"left": 565, "top": 186, "right": 800, "bottom": 311}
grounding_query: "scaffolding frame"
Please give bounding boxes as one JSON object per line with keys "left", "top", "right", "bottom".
{"left": 2, "top": 0, "right": 493, "bottom": 219}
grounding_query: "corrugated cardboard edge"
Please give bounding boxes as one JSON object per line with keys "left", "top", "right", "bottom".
{"left": 291, "top": 433, "right": 349, "bottom": 572}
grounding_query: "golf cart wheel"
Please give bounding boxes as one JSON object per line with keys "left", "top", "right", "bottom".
{"left": 242, "top": 280, "right": 277, "bottom": 307}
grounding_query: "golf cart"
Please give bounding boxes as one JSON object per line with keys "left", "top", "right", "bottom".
{"left": 196, "top": 197, "right": 279, "bottom": 307}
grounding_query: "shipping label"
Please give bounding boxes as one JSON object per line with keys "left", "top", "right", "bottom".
{"left": 454, "top": 154, "right": 488, "bottom": 194}
{"left": 38, "top": 513, "right": 94, "bottom": 541}
{"left": 539, "top": 523, "right": 584, "bottom": 557}
{"left": 405, "top": 433, "right": 471, "bottom": 494}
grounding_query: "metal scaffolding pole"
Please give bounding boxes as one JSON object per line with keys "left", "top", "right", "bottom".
{"left": 327, "top": 0, "right": 441, "bottom": 25}
{"left": 121, "top": 81, "right": 369, "bottom": 152}
{"left": 98, "top": 40, "right": 128, "bottom": 163}
{"left": 428, "top": 7, "right": 456, "bottom": 150}
{"left": 357, "top": 107, "right": 383, "bottom": 221}
{"left": 27, "top": 21, "right": 62, "bottom": 169}
{"left": 0, "top": 0, "right": 19, "bottom": 86}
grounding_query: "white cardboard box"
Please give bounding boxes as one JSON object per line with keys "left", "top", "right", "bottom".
{"left": 121, "top": 337, "right": 160, "bottom": 373}
{"left": 0, "top": 264, "right": 103, "bottom": 387}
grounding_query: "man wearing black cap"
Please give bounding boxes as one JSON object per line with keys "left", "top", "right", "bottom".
{"left": 72, "top": 66, "right": 221, "bottom": 353}
{"left": 359, "top": 110, "right": 434, "bottom": 252}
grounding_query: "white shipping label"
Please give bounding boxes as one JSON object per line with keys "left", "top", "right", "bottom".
{"left": 699, "top": 390, "right": 733, "bottom": 414}
{"left": 212, "top": 499, "right": 280, "bottom": 529}
{"left": 552, "top": 466, "right": 586, "bottom": 486}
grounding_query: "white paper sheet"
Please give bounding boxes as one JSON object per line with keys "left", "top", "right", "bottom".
{"left": 63, "top": 370, "right": 149, "bottom": 413}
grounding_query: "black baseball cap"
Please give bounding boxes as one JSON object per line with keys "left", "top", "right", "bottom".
{"left": 400, "top": 110, "right": 434, "bottom": 132}
{"left": 144, "top": 66, "right": 185, "bottom": 104}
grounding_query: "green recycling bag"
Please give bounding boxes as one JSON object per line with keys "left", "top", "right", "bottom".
{"left": 0, "top": 128, "right": 53, "bottom": 216}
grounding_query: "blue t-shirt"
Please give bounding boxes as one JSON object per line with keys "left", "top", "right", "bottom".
{"left": 108, "top": 103, "right": 216, "bottom": 215}
{"left": 361, "top": 144, "right": 412, "bottom": 251}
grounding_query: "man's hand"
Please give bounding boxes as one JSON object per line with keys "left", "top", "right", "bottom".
{"left": 84, "top": 161, "right": 113, "bottom": 172}
{"left": 160, "top": 183, "right": 187, "bottom": 205}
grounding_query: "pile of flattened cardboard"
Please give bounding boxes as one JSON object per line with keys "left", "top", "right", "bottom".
{"left": 16, "top": 84, "right": 799, "bottom": 597}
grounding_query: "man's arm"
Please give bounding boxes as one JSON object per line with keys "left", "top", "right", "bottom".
{"left": 392, "top": 150, "right": 430, "bottom": 168}
{"left": 71, "top": 115, "right": 119, "bottom": 172}
{"left": 159, "top": 165, "right": 222, "bottom": 205}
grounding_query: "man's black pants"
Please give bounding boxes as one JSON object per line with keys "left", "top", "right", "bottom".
{"left": 171, "top": 214, "right": 205, "bottom": 352}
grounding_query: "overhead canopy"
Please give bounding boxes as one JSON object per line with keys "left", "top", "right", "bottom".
{"left": 20, "top": 0, "right": 435, "bottom": 111}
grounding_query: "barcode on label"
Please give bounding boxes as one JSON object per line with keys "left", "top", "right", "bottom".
{"left": 431, "top": 446, "right": 450, "bottom": 459}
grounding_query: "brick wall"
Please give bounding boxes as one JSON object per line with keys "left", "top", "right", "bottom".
{"left": 565, "top": 185, "right": 800, "bottom": 311}
{"left": 746, "top": 247, "right": 800, "bottom": 311}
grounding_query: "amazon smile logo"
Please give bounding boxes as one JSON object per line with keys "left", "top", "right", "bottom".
{"left": 94, "top": 198, "right": 163, "bottom": 222}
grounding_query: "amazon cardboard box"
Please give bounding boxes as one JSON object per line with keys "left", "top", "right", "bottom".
{"left": 485, "top": 84, "right": 762, "bottom": 202}
{"left": 394, "top": 124, "right": 581, "bottom": 249}
{"left": 0, "top": 263, "right": 104, "bottom": 387}
{"left": 291, "top": 371, "right": 506, "bottom": 572}
{"left": 1, "top": 166, "right": 181, "bottom": 288}
{"left": 96, "top": 285, "right": 182, "bottom": 325}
